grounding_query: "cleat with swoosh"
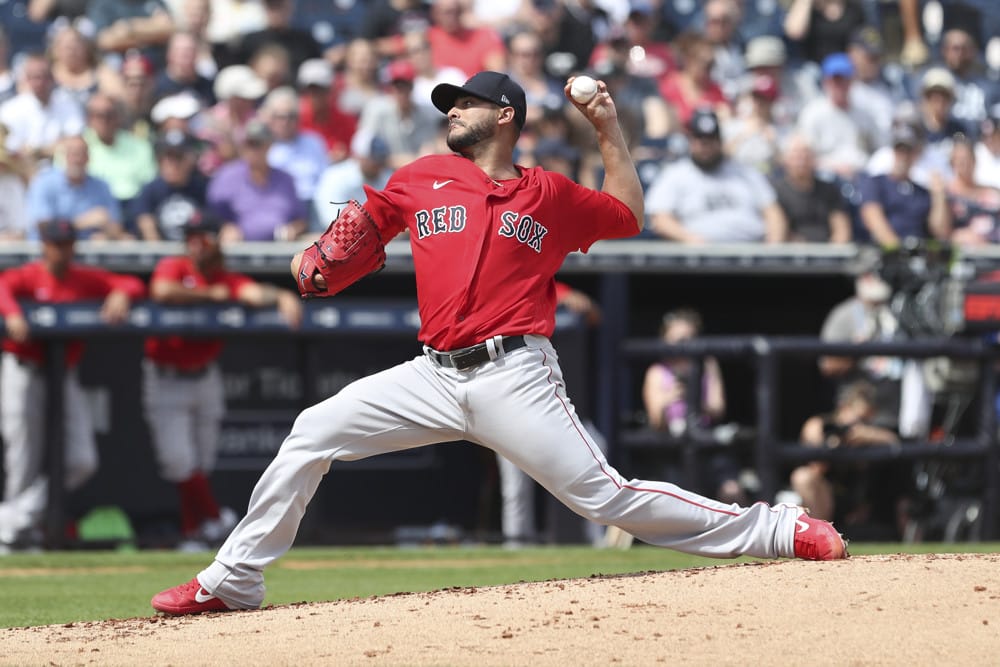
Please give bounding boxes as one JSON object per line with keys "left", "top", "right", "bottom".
{"left": 151, "top": 578, "right": 233, "bottom": 615}
{"left": 793, "top": 511, "right": 848, "bottom": 561}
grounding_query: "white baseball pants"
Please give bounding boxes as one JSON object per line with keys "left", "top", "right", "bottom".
{"left": 199, "top": 335, "right": 801, "bottom": 609}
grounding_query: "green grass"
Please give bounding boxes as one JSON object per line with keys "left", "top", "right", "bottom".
{"left": 1, "top": 543, "right": 997, "bottom": 628}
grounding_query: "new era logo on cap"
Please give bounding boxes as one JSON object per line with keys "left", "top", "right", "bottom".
{"left": 431, "top": 71, "right": 527, "bottom": 128}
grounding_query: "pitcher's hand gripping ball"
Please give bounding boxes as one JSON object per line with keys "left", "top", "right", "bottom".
{"left": 297, "top": 200, "right": 386, "bottom": 298}
{"left": 570, "top": 76, "right": 598, "bottom": 104}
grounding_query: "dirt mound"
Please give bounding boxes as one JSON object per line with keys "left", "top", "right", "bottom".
{"left": 4, "top": 553, "right": 999, "bottom": 666}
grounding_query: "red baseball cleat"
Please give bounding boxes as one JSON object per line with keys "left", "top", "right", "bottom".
{"left": 151, "top": 578, "right": 233, "bottom": 615}
{"left": 793, "top": 512, "right": 848, "bottom": 561}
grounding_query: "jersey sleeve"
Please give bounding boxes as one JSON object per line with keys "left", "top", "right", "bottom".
{"left": 547, "top": 172, "right": 638, "bottom": 254}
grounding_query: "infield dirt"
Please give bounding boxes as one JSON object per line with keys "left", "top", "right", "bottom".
{"left": 4, "top": 552, "right": 999, "bottom": 666}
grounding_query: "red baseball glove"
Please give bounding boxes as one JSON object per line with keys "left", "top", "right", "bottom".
{"left": 296, "top": 200, "right": 386, "bottom": 298}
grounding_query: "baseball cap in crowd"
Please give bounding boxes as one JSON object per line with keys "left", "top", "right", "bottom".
{"left": 38, "top": 219, "right": 77, "bottom": 243}
{"left": 848, "top": 27, "right": 883, "bottom": 56}
{"left": 533, "top": 137, "right": 580, "bottom": 165}
{"left": 921, "top": 67, "right": 956, "bottom": 96}
{"left": 385, "top": 59, "right": 416, "bottom": 84}
{"left": 214, "top": 65, "right": 267, "bottom": 102}
{"left": 243, "top": 119, "right": 274, "bottom": 144}
{"left": 750, "top": 73, "right": 779, "bottom": 102}
{"left": 180, "top": 210, "right": 222, "bottom": 236}
{"left": 154, "top": 128, "right": 199, "bottom": 154}
{"left": 744, "top": 35, "right": 786, "bottom": 69}
{"left": 150, "top": 92, "right": 202, "bottom": 126}
{"left": 431, "top": 71, "right": 527, "bottom": 129}
{"left": 890, "top": 121, "right": 923, "bottom": 149}
{"left": 687, "top": 108, "right": 721, "bottom": 139}
{"left": 297, "top": 58, "right": 333, "bottom": 88}
{"left": 821, "top": 52, "right": 854, "bottom": 79}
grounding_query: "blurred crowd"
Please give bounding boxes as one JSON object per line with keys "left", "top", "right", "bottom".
{"left": 0, "top": 0, "right": 998, "bottom": 246}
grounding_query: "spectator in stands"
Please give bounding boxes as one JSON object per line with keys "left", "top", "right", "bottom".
{"left": 150, "top": 91, "right": 203, "bottom": 134}
{"left": 723, "top": 73, "right": 786, "bottom": 175}
{"left": 741, "top": 34, "right": 817, "bottom": 128}
{"left": 427, "top": 0, "right": 507, "bottom": 79}
{"left": 857, "top": 119, "right": 952, "bottom": 245}
{"left": 230, "top": 0, "right": 322, "bottom": 74}
{"left": 645, "top": 108, "right": 788, "bottom": 243}
{"left": 197, "top": 64, "right": 266, "bottom": 176}
{"left": 782, "top": 0, "right": 866, "bottom": 66}
{"left": 26, "top": 135, "right": 126, "bottom": 240}
{"left": 248, "top": 42, "right": 292, "bottom": 93}
{"left": 589, "top": 57, "right": 673, "bottom": 148}
{"left": 506, "top": 29, "right": 565, "bottom": 130}
{"left": 0, "top": 129, "right": 29, "bottom": 239}
{"left": 312, "top": 136, "right": 394, "bottom": 232}
{"left": 404, "top": 30, "right": 466, "bottom": 114}
{"left": 117, "top": 52, "right": 157, "bottom": 140}
{"left": 542, "top": 0, "right": 609, "bottom": 80}
{"left": 142, "top": 210, "right": 301, "bottom": 551}
{"left": 350, "top": 59, "right": 442, "bottom": 169}
{"left": 467, "top": 0, "right": 539, "bottom": 37}
{"left": 658, "top": 31, "right": 730, "bottom": 127}
{"left": 168, "top": 0, "right": 218, "bottom": 78}
{"left": 865, "top": 105, "right": 952, "bottom": 190}
{"left": 914, "top": 68, "right": 968, "bottom": 172}
{"left": 131, "top": 129, "right": 208, "bottom": 241}
{"left": 588, "top": 3, "right": 675, "bottom": 85}
{"left": 642, "top": 307, "right": 745, "bottom": 505}
{"left": 361, "top": 0, "right": 432, "bottom": 60}
{"left": 946, "top": 136, "right": 1000, "bottom": 248}
{"left": 89, "top": 0, "right": 175, "bottom": 66}
{"left": 0, "top": 28, "right": 14, "bottom": 107}
{"left": 796, "top": 52, "right": 879, "bottom": 179}
{"left": 702, "top": 0, "right": 745, "bottom": 103}
{"left": 789, "top": 379, "right": 901, "bottom": 529}
{"left": 0, "top": 52, "right": 85, "bottom": 167}
{"left": 933, "top": 27, "right": 998, "bottom": 134}
{"left": 0, "top": 219, "right": 145, "bottom": 551}
{"left": 295, "top": 59, "right": 356, "bottom": 163}
{"left": 530, "top": 137, "right": 581, "bottom": 183}
{"left": 48, "top": 23, "right": 118, "bottom": 109}
{"left": 771, "top": 133, "right": 852, "bottom": 243}
{"left": 334, "top": 38, "right": 383, "bottom": 118}
{"left": 975, "top": 105, "right": 1000, "bottom": 189}
{"left": 203, "top": 0, "right": 266, "bottom": 67}
{"left": 153, "top": 31, "right": 216, "bottom": 107}
{"left": 846, "top": 26, "right": 905, "bottom": 150}
{"left": 83, "top": 92, "right": 157, "bottom": 209}
{"left": 260, "top": 86, "right": 329, "bottom": 218}
{"left": 207, "top": 119, "right": 306, "bottom": 242}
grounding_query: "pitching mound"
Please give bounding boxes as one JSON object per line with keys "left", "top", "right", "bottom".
{"left": 4, "top": 553, "right": 999, "bottom": 666}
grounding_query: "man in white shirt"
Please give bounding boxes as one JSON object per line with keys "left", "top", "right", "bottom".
{"left": 975, "top": 105, "right": 1000, "bottom": 190}
{"left": 312, "top": 136, "right": 394, "bottom": 232}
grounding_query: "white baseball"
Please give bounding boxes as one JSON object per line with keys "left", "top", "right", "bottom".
{"left": 570, "top": 76, "right": 598, "bottom": 104}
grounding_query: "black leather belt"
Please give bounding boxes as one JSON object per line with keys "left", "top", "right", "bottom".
{"left": 425, "top": 335, "right": 527, "bottom": 371}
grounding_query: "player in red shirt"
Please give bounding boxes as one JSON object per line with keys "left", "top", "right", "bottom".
{"left": 142, "top": 211, "right": 302, "bottom": 550}
{"left": 0, "top": 219, "right": 145, "bottom": 549}
{"left": 153, "top": 71, "right": 846, "bottom": 615}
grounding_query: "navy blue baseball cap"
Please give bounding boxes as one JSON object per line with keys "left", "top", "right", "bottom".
{"left": 431, "top": 71, "right": 527, "bottom": 129}
{"left": 180, "top": 209, "right": 222, "bottom": 236}
{"left": 38, "top": 219, "right": 77, "bottom": 243}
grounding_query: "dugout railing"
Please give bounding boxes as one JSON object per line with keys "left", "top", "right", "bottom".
{"left": 619, "top": 336, "right": 1000, "bottom": 540}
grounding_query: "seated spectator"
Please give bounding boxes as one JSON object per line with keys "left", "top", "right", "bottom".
{"left": 152, "top": 31, "right": 217, "bottom": 107}
{"left": 89, "top": 0, "right": 175, "bottom": 67}
{"left": 404, "top": 30, "right": 466, "bottom": 114}
{"left": 645, "top": 108, "right": 788, "bottom": 243}
{"left": 82, "top": 92, "right": 157, "bottom": 208}
{"left": 295, "top": 59, "right": 357, "bottom": 163}
{"left": 207, "top": 120, "right": 306, "bottom": 242}
{"left": 26, "top": 135, "right": 126, "bottom": 240}
{"left": 361, "top": 0, "right": 432, "bottom": 61}
{"left": 702, "top": 0, "right": 744, "bottom": 103}
{"left": 115, "top": 52, "right": 157, "bottom": 140}
{"left": 169, "top": 0, "right": 218, "bottom": 78}
{"left": 48, "top": 22, "right": 120, "bottom": 109}
{"left": 260, "top": 86, "right": 329, "bottom": 216}
{"left": 796, "top": 52, "right": 880, "bottom": 179}
{"left": 203, "top": 0, "right": 266, "bottom": 66}
{"left": 248, "top": 42, "right": 292, "bottom": 93}
{"left": 642, "top": 307, "right": 745, "bottom": 505}
{"left": 332, "top": 38, "right": 383, "bottom": 118}
{"left": 857, "top": 121, "right": 952, "bottom": 245}
{"left": 975, "top": 105, "right": 1000, "bottom": 189}
{"left": 846, "top": 27, "right": 908, "bottom": 149}
{"left": 150, "top": 91, "right": 203, "bottom": 134}
{"left": 312, "top": 136, "right": 394, "bottom": 232}
{"left": 771, "top": 133, "right": 852, "bottom": 242}
{"left": 0, "top": 51, "right": 85, "bottom": 167}
{"left": 865, "top": 105, "right": 952, "bottom": 190}
{"left": 723, "top": 73, "right": 786, "bottom": 175}
{"left": 932, "top": 27, "right": 998, "bottom": 134}
{"left": 506, "top": 28, "right": 565, "bottom": 130}
{"left": 228, "top": 0, "right": 322, "bottom": 75}
{"left": 197, "top": 64, "right": 266, "bottom": 176}
{"left": 782, "top": 0, "right": 866, "bottom": 66}
{"left": 740, "top": 35, "right": 819, "bottom": 128}
{"left": 131, "top": 129, "right": 208, "bottom": 241}
{"left": 658, "top": 31, "right": 730, "bottom": 127}
{"left": 914, "top": 67, "right": 970, "bottom": 171}
{"left": 588, "top": 3, "right": 676, "bottom": 85}
{"left": 0, "top": 134, "right": 29, "bottom": 239}
{"left": 789, "top": 380, "right": 901, "bottom": 533}
{"left": 947, "top": 137, "right": 1000, "bottom": 248}
{"left": 427, "top": 0, "right": 507, "bottom": 79}
{"left": 349, "top": 59, "right": 442, "bottom": 169}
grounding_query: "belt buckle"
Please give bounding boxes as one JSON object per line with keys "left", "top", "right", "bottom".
{"left": 450, "top": 347, "right": 483, "bottom": 371}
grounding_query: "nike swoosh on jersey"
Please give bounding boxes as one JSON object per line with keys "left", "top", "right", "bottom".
{"left": 432, "top": 180, "right": 454, "bottom": 189}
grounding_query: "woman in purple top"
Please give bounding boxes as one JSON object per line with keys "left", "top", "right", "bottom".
{"left": 206, "top": 120, "right": 307, "bottom": 242}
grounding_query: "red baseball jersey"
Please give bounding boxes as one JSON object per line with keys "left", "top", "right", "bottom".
{"left": 0, "top": 262, "right": 147, "bottom": 366}
{"left": 363, "top": 153, "right": 638, "bottom": 350}
{"left": 144, "top": 256, "right": 254, "bottom": 369}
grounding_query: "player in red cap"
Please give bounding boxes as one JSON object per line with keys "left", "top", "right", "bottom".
{"left": 153, "top": 71, "right": 846, "bottom": 616}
